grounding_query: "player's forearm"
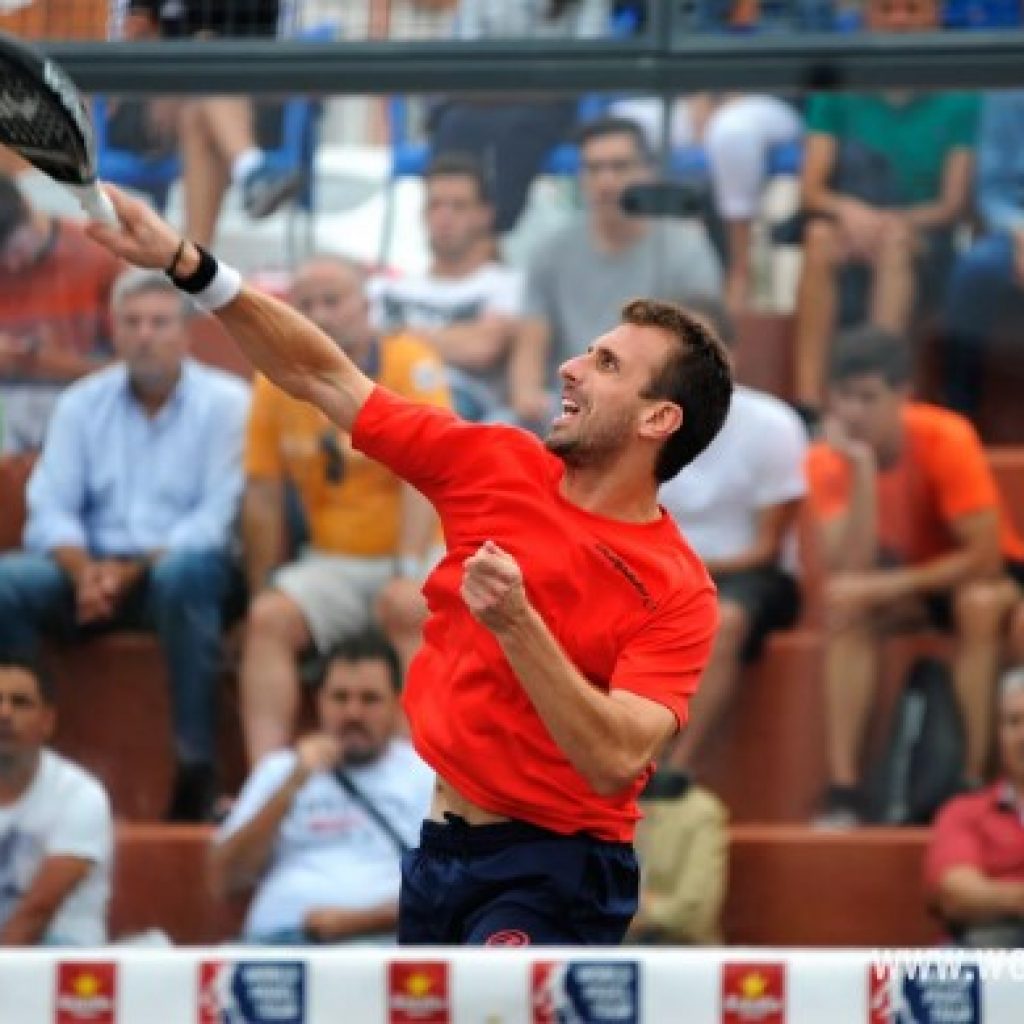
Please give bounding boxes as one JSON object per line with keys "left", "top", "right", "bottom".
{"left": 174, "top": 244, "right": 372, "bottom": 431}
{"left": 496, "top": 607, "right": 651, "bottom": 795}
{"left": 209, "top": 766, "right": 306, "bottom": 896}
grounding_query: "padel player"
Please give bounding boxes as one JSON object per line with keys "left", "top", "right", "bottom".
{"left": 88, "top": 186, "right": 733, "bottom": 946}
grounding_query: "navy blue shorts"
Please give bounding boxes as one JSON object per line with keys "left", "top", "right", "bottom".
{"left": 398, "top": 813, "right": 639, "bottom": 946}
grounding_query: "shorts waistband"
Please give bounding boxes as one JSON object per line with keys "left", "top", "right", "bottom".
{"left": 419, "top": 812, "right": 618, "bottom": 855}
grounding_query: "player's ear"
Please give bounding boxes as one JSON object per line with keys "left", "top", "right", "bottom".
{"left": 639, "top": 400, "right": 682, "bottom": 442}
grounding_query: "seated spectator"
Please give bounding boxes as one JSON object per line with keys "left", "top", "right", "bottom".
{"left": 123, "top": 0, "right": 301, "bottom": 247}
{"left": 659, "top": 299, "right": 806, "bottom": 774}
{"left": 0, "top": 174, "right": 121, "bottom": 452}
{"left": 430, "top": 0, "right": 611, "bottom": 234}
{"left": 0, "top": 657, "right": 112, "bottom": 946}
{"left": 371, "top": 152, "right": 523, "bottom": 422}
{"left": 210, "top": 632, "right": 433, "bottom": 945}
{"left": 0, "top": 270, "right": 250, "bottom": 821}
{"left": 612, "top": 92, "right": 803, "bottom": 316}
{"left": 792, "top": 0, "right": 978, "bottom": 411}
{"left": 943, "top": 90, "right": 1024, "bottom": 418}
{"left": 807, "top": 327, "right": 1024, "bottom": 827}
{"left": 240, "top": 256, "right": 450, "bottom": 765}
{"left": 513, "top": 116, "right": 722, "bottom": 426}
{"left": 926, "top": 669, "right": 1024, "bottom": 948}
{"left": 626, "top": 769, "right": 728, "bottom": 945}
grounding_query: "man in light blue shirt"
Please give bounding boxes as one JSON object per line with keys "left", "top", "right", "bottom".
{"left": 944, "top": 90, "right": 1024, "bottom": 416}
{"left": 0, "top": 269, "right": 250, "bottom": 821}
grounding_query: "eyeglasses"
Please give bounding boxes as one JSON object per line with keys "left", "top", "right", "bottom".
{"left": 320, "top": 430, "right": 345, "bottom": 484}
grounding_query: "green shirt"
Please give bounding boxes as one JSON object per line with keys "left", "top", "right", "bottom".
{"left": 806, "top": 92, "right": 980, "bottom": 204}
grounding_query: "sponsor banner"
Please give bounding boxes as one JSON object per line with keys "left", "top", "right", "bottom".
{"left": 388, "top": 962, "right": 451, "bottom": 1024}
{"left": 721, "top": 963, "right": 786, "bottom": 1024}
{"left": 531, "top": 960, "right": 641, "bottom": 1024}
{"left": 55, "top": 962, "right": 117, "bottom": 1024}
{"left": 197, "top": 960, "right": 306, "bottom": 1024}
{"left": 869, "top": 963, "right": 981, "bottom": 1024}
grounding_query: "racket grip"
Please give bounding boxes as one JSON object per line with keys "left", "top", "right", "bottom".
{"left": 71, "top": 182, "right": 119, "bottom": 226}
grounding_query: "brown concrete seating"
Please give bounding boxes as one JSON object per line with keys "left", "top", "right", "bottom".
{"left": 110, "top": 824, "right": 936, "bottom": 947}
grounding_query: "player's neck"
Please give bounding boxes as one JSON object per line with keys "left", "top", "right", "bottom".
{"left": 431, "top": 240, "right": 491, "bottom": 279}
{"left": 560, "top": 464, "right": 662, "bottom": 524}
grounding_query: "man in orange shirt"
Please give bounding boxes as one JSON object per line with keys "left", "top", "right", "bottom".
{"left": 807, "top": 327, "right": 1024, "bottom": 827}
{"left": 240, "top": 256, "right": 450, "bottom": 765}
{"left": 0, "top": 175, "right": 121, "bottom": 451}
{"left": 88, "top": 185, "right": 732, "bottom": 946}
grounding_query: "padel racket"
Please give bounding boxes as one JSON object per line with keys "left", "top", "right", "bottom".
{"left": 0, "top": 31, "right": 116, "bottom": 225}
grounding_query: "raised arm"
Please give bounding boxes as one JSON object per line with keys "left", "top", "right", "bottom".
{"left": 86, "top": 186, "right": 373, "bottom": 433}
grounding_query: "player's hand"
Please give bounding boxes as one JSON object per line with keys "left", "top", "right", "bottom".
{"left": 461, "top": 540, "right": 530, "bottom": 635}
{"left": 294, "top": 733, "right": 343, "bottom": 779}
{"left": 84, "top": 184, "right": 181, "bottom": 271}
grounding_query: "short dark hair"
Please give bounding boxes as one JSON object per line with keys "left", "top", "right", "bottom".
{"left": 575, "top": 116, "right": 653, "bottom": 163}
{"left": 0, "top": 655, "right": 55, "bottom": 705}
{"left": 424, "top": 151, "right": 492, "bottom": 205}
{"left": 321, "top": 630, "right": 402, "bottom": 694}
{"left": 0, "top": 173, "right": 29, "bottom": 249}
{"left": 680, "top": 295, "right": 737, "bottom": 350}
{"left": 829, "top": 325, "right": 912, "bottom": 388}
{"left": 625, "top": 298, "right": 733, "bottom": 482}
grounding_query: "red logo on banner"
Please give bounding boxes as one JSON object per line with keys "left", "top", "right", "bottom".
{"left": 531, "top": 962, "right": 560, "bottom": 1024}
{"left": 388, "top": 962, "right": 451, "bottom": 1024}
{"left": 868, "top": 965, "right": 894, "bottom": 1024}
{"left": 721, "top": 963, "right": 786, "bottom": 1024}
{"left": 55, "top": 963, "right": 117, "bottom": 1024}
{"left": 198, "top": 961, "right": 225, "bottom": 1024}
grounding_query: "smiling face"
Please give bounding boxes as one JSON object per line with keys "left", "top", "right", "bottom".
{"left": 545, "top": 322, "right": 682, "bottom": 472}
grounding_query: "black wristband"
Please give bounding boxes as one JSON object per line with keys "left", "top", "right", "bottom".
{"left": 166, "top": 242, "right": 219, "bottom": 294}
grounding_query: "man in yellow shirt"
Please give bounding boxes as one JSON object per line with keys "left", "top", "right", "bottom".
{"left": 240, "top": 256, "right": 450, "bottom": 764}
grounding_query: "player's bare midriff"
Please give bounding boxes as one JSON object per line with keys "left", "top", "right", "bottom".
{"left": 430, "top": 774, "right": 510, "bottom": 825}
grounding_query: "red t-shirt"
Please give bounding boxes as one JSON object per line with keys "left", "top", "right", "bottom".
{"left": 924, "top": 783, "right": 1024, "bottom": 895}
{"left": 352, "top": 387, "right": 717, "bottom": 842}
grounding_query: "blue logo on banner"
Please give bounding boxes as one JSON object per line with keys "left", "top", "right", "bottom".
{"left": 534, "top": 961, "right": 640, "bottom": 1024}
{"left": 202, "top": 960, "right": 306, "bottom": 1024}
{"left": 900, "top": 963, "right": 981, "bottom": 1024}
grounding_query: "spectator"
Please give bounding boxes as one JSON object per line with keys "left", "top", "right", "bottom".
{"left": 0, "top": 270, "right": 250, "bottom": 822}
{"left": 943, "top": 90, "right": 1024, "bottom": 418}
{"left": 210, "top": 632, "right": 434, "bottom": 945}
{"left": 513, "top": 116, "right": 722, "bottom": 426}
{"left": 626, "top": 770, "right": 728, "bottom": 945}
{"left": 371, "top": 152, "right": 523, "bottom": 422}
{"left": 240, "top": 256, "right": 450, "bottom": 765}
{"left": 807, "top": 327, "right": 1024, "bottom": 827}
{"left": 0, "top": 656, "right": 112, "bottom": 946}
{"left": 926, "top": 668, "right": 1024, "bottom": 948}
{"left": 0, "top": 174, "right": 121, "bottom": 453}
{"left": 430, "top": 0, "right": 611, "bottom": 234}
{"left": 792, "top": 0, "right": 978, "bottom": 412}
{"left": 122, "top": 1, "right": 301, "bottom": 247}
{"left": 659, "top": 299, "right": 806, "bottom": 773}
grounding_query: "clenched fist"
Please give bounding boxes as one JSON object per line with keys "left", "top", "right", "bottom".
{"left": 461, "top": 540, "right": 530, "bottom": 635}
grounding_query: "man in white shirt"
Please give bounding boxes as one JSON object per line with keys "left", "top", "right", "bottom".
{"left": 0, "top": 657, "right": 112, "bottom": 946}
{"left": 370, "top": 152, "right": 523, "bottom": 422}
{"left": 659, "top": 300, "right": 807, "bottom": 773}
{"left": 210, "top": 631, "right": 433, "bottom": 944}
